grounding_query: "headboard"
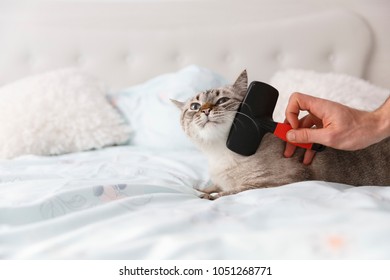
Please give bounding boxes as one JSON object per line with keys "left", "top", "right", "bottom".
{"left": 0, "top": 0, "right": 388, "bottom": 89}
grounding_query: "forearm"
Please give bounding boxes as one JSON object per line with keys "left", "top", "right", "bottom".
{"left": 374, "top": 96, "right": 390, "bottom": 142}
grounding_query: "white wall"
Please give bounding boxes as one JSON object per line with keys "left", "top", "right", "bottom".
{"left": 0, "top": 0, "right": 389, "bottom": 88}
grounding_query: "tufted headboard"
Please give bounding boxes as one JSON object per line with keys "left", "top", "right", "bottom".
{"left": 0, "top": 0, "right": 388, "bottom": 89}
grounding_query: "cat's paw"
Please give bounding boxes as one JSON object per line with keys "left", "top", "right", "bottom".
{"left": 199, "top": 192, "right": 221, "bottom": 200}
{"left": 199, "top": 193, "right": 212, "bottom": 200}
{"left": 195, "top": 185, "right": 221, "bottom": 194}
{"left": 195, "top": 185, "right": 222, "bottom": 200}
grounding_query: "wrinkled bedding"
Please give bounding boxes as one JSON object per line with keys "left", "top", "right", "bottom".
{"left": 1, "top": 146, "right": 389, "bottom": 259}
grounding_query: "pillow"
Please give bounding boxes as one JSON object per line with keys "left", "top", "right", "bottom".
{"left": 109, "top": 65, "right": 228, "bottom": 149}
{"left": 0, "top": 69, "right": 130, "bottom": 159}
{"left": 270, "top": 69, "right": 390, "bottom": 122}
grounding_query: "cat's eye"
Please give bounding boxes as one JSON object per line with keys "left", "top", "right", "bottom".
{"left": 215, "top": 97, "right": 230, "bottom": 106}
{"left": 190, "top": 102, "right": 201, "bottom": 111}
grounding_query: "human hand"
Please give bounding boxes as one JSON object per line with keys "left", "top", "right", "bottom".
{"left": 283, "top": 92, "right": 387, "bottom": 164}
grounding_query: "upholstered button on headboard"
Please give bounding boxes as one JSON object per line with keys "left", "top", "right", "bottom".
{"left": 0, "top": 1, "right": 377, "bottom": 89}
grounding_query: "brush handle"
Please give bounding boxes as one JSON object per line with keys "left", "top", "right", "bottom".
{"left": 274, "top": 123, "right": 325, "bottom": 152}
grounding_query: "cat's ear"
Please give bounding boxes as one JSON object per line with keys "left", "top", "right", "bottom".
{"left": 233, "top": 69, "right": 248, "bottom": 96}
{"left": 170, "top": 99, "right": 185, "bottom": 110}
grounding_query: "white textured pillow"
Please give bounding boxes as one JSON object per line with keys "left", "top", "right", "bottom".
{"left": 0, "top": 69, "right": 130, "bottom": 159}
{"left": 110, "top": 65, "right": 227, "bottom": 149}
{"left": 270, "top": 69, "right": 390, "bottom": 122}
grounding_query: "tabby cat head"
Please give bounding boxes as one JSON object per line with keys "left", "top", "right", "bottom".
{"left": 172, "top": 70, "right": 248, "bottom": 146}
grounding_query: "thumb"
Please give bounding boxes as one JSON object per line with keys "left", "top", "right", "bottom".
{"left": 286, "top": 128, "right": 324, "bottom": 144}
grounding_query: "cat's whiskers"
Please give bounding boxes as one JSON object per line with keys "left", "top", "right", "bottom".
{"left": 240, "top": 102, "right": 256, "bottom": 117}
{"left": 227, "top": 110, "right": 262, "bottom": 137}
{"left": 217, "top": 100, "right": 262, "bottom": 136}
{"left": 210, "top": 116, "right": 232, "bottom": 126}
{"left": 194, "top": 117, "right": 206, "bottom": 127}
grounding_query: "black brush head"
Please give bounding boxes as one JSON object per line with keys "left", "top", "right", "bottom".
{"left": 226, "top": 81, "right": 279, "bottom": 156}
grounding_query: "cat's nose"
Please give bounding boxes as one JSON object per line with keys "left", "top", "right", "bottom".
{"left": 200, "top": 103, "right": 213, "bottom": 116}
{"left": 202, "top": 108, "right": 211, "bottom": 116}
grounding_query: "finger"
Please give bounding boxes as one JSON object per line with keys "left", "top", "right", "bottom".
{"left": 285, "top": 93, "right": 301, "bottom": 129}
{"left": 299, "top": 114, "right": 316, "bottom": 128}
{"left": 283, "top": 118, "right": 297, "bottom": 158}
{"left": 286, "top": 127, "right": 326, "bottom": 144}
{"left": 285, "top": 93, "right": 311, "bottom": 128}
{"left": 284, "top": 115, "right": 316, "bottom": 157}
{"left": 284, "top": 142, "right": 297, "bottom": 158}
{"left": 303, "top": 150, "right": 316, "bottom": 165}
{"left": 285, "top": 92, "right": 326, "bottom": 128}
{"left": 301, "top": 114, "right": 324, "bottom": 129}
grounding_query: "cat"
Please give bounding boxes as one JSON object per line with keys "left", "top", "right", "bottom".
{"left": 172, "top": 70, "right": 390, "bottom": 199}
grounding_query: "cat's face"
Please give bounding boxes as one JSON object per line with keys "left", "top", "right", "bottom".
{"left": 172, "top": 70, "right": 248, "bottom": 145}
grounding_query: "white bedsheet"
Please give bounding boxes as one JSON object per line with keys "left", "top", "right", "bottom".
{"left": 1, "top": 146, "right": 390, "bottom": 259}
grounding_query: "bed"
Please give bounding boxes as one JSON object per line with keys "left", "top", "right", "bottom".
{"left": 0, "top": 0, "right": 389, "bottom": 260}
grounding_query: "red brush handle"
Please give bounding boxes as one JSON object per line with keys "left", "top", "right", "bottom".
{"left": 274, "top": 123, "right": 315, "bottom": 150}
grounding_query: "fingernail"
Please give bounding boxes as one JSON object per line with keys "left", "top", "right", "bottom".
{"left": 287, "top": 131, "right": 295, "bottom": 142}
